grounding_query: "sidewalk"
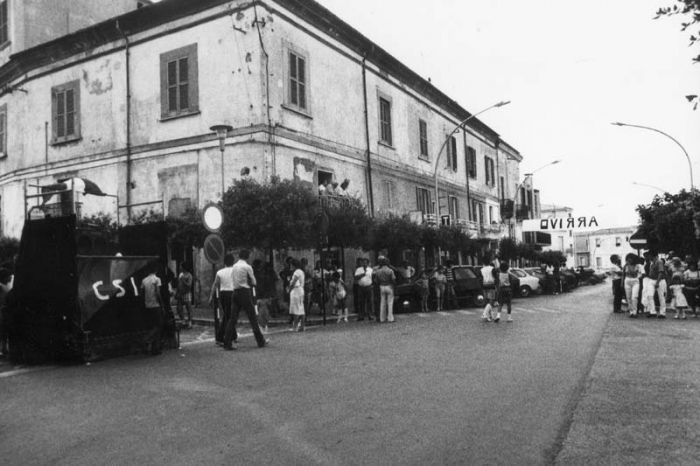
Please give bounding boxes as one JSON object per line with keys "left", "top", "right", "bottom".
{"left": 186, "top": 303, "right": 358, "bottom": 329}
{"left": 556, "top": 312, "right": 700, "bottom": 464}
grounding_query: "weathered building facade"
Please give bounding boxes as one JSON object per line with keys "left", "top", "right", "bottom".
{"left": 0, "top": 0, "right": 530, "bottom": 292}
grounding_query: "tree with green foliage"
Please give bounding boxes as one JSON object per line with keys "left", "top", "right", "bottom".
{"left": 220, "top": 177, "right": 319, "bottom": 250}
{"left": 636, "top": 189, "right": 700, "bottom": 256}
{"left": 367, "top": 215, "right": 424, "bottom": 254}
{"left": 655, "top": 0, "right": 700, "bottom": 109}
{"left": 323, "top": 195, "right": 372, "bottom": 248}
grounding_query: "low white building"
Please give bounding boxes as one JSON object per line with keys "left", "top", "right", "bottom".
{"left": 574, "top": 226, "right": 638, "bottom": 269}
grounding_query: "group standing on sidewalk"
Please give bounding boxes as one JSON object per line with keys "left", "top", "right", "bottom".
{"left": 616, "top": 251, "right": 700, "bottom": 319}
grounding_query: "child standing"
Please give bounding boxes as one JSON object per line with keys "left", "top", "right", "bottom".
{"left": 496, "top": 262, "right": 513, "bottom": 323}
{"left": 330, "top": 272, "right": 349, "bottom": 323}
{"left": 669, "top": 275, "right": 688, "bottom": 319}
{"left": 434, "top": 266, "right": 447, "bottom": 311}
{"left": 416, "top": 271, "right": 430, "bottom": 313}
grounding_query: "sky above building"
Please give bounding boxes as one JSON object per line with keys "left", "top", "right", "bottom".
{"left": 315, "top": 0, "right": 700, "bottom": 228}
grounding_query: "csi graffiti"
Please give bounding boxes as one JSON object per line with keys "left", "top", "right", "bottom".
{"left": 92, "top": 277, "right": 140, "bottom": 301}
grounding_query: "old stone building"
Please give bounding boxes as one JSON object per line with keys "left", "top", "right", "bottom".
{"left": 0, "top": 0, "right": 534, "bottom": 295}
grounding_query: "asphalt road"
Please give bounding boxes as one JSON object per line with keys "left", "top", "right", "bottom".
{"left": 1, "top": 284, "right": 612, "bottom": 465}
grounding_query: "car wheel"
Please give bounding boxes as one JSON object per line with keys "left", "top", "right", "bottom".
{"left": 519, "top": 285, "right": 531, "bottom": 298}
{"left": 472, "top": 294, "right": 485, "bottom": 307}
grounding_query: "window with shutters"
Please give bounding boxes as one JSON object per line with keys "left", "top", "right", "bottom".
{"left": 378, "top": 96, "right": 393, "bottom": 146}
{"left": 466, "top": 146, "right": 477, "bottom": 179}
{"left": 416, "top": 187, "right": 431, "bottom": 214}
{"left": 384, "top": 180, "right": 396, "bottom": 210}
{"left": 419, "top": 119, "right": 428, "bottom": 159}
{"left": 160, "top": 44, "right": 199, "bottom": 119}
{"left": 0, "top": 104, "right": 6, "bottom": 158}
{"left": 287, "top": 48, "right": 308, "bottom": 112}
{"left": 484, "top": 156, "right": 496, "bottom": 186}
{"left": 449, "top": 196, "right": 459, "bottom": 219}
{"left": 447, "top": 136, "right": 457, "bottom": 171}
{"left": 0, "top": 1, "right": 8, "bottom": 46}
{"left": 51, "top": 80, "right": 81, "bottom": 144}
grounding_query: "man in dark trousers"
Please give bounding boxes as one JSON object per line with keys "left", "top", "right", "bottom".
{"left": 223, "top": 249, "right": 269, "bottom": 350}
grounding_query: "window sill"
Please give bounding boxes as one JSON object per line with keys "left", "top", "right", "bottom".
{"left": 0, "top": 41, "right": 10, "bottom": 52}
{"left": 51, "top": 136, "right": 82, "bottom": 146}
{"left": 281, "top": 103, "right": 312, "bottom": 119}
{"left": 419, "top": 155, "right": 430, "bottom": 162}
{"left": 0, "top": 152, "right": 6, "bottom": 160}
{"left": 159, "top": 110, "right": 201, "bottom": 122}
{"left": 378, "top": 140, "right": 394, "bottom": 150}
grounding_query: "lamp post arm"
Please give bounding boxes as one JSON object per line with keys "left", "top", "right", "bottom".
{"left": 433, "top": 101, "right": 510, "bottom": 216}
{"left": 613, "top": 123, "right": 694, "bottom": 190}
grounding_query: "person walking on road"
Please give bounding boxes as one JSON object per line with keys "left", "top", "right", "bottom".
{"left": 481, "top": 257, "right": 498, "bottom": 322}
{"left": 496, "top": 262, "right": 513, "bottom": 323}
{"left": 375, "top": 256, "right": 397, "bottom": 323}
{"left": 354, "top": 258, "right": 374, "bottom": 321}
{"left": 434, "top": 266, "right": 447, "bottom": 312}
{"left": 623, "top": 253, "right": 644, "bottom": 318}
{"left": 176, "top": 262, "right": 194, "bottom": 328}
{"left": 444, "top": 260, "right": 458, "bottom": 309}
{"left": 329, "top": 271, "right": 349, "bottom": 323}
{"left": 223, "top": 249, "right": 268, "bottom": 350}
{"left": 610, "top": 255, "right": 624, "bottom": 313}
{"left": 416, "top": 271, "right": 430, "bottom": 313}
{"left": 210, "top": 254, "right": 235, "bottom": 344}
{"left": 287, "top": 258, "right": 306, "bottom": 332}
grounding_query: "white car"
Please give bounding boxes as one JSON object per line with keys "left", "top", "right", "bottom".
{"left": 510, "top": 268, "right": 541, "bottom": 297}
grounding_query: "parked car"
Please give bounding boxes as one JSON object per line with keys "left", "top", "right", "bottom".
{"left": 575, "top": 266, "right": 607, "bottom": 285}
{"left": 394, "top": 266, "right": 485, "bottom": 313}
{"left": 559, "top": 268, "right": 579, "bottom": 292}
{"left": 523, "top": 267, "right": 547, "bottom": 290}
{"left": 509, "top": 268, "right": 541, "bottom": 297}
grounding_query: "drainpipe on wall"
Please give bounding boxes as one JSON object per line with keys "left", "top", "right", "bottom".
{"left": 463, "top": 130, "right": 471, "bottom": 225}
{"left": 116, "top": 20, "right": 132, "bottom": 223}
{"left": 253, "top": 4, "right": 274, "bottom": 179}
{"left": 362, "top": 54, "right": 375, "bottom": 216}
{"left": 495, "top": 138, "right": 501, "bottom": 230}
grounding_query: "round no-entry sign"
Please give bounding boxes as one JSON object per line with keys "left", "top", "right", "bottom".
{"left": 203, "top": 234, "right": 225, "bottom": 264}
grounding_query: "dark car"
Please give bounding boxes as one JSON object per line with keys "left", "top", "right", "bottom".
{"left": 575, "top": 267, "right": 606, "bottom": 285}
{"left": 394, "top": 266, "right": 485, "bottom": 313}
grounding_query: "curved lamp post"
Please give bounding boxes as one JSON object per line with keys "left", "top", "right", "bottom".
{"left": 434, "top": 100, "right": 511, "bottom": 217}
{"left": 510, "top": 160, "right": 561, "bottom": 238}
{"left": 210, "top": 124, "right": 233, "bottom": 196}
{"left": 612, "top": 122, "right": 694, "bottom": 190}
{"left": 631, "top": 181, "right": 667, "bottom": 194}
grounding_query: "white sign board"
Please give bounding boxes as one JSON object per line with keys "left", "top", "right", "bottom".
{"left": 522, "top": 216, "right": 600, "bottom": 232}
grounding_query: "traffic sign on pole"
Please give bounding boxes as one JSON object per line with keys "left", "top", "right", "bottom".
{"left": 203, "top": 234, "right": 225, "bottom": 264}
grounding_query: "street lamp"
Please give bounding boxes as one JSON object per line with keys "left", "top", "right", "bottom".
{"left": 210, "top": 124, "right": 233, "bottom": 196}
{"left": 434, "top": 100, "right": 511, "bottom": 217}
{"left": 612, "top": 122, "right": 694, "bottom": 190}
{"left": 631, "top": 181, "right": 667, "bottom": 194}
{"left": 510, "top": 160, "right": 561, "bottom": 237}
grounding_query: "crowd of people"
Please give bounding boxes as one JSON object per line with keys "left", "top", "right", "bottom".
{"left": 611, "top": 251, "right": 700, "bottom": 319}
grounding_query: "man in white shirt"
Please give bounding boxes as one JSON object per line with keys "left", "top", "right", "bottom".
{"left": 354, "top": 258, "right": 374, "bottom": 321}
{"left": 223, "top": 249, "right": 268, "bottom": 350}
{"left": 210, "top": 254, "right": 235, "bottom": 344}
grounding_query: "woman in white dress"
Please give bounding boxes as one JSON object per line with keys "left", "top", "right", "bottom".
{"left": 287, "top": 258, "right": 306, "bottom": 331}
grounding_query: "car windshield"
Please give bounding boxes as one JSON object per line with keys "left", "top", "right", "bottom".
{"left": 511, "top": 269, "right": 527, "bottom": 278}
{"left": 454, "top": 268, "right": 477, "bottom": 280}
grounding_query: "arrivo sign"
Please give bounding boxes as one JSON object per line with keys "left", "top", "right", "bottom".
{"left": 522, "top": 216, "right": 599, "bottom": 232}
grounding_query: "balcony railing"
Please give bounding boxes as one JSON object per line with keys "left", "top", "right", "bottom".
{"left": 319, "top": 194, "right": 353, "bottom": 211}
{"left": 515, "top": 205, "right": 531, "bottom": 220}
